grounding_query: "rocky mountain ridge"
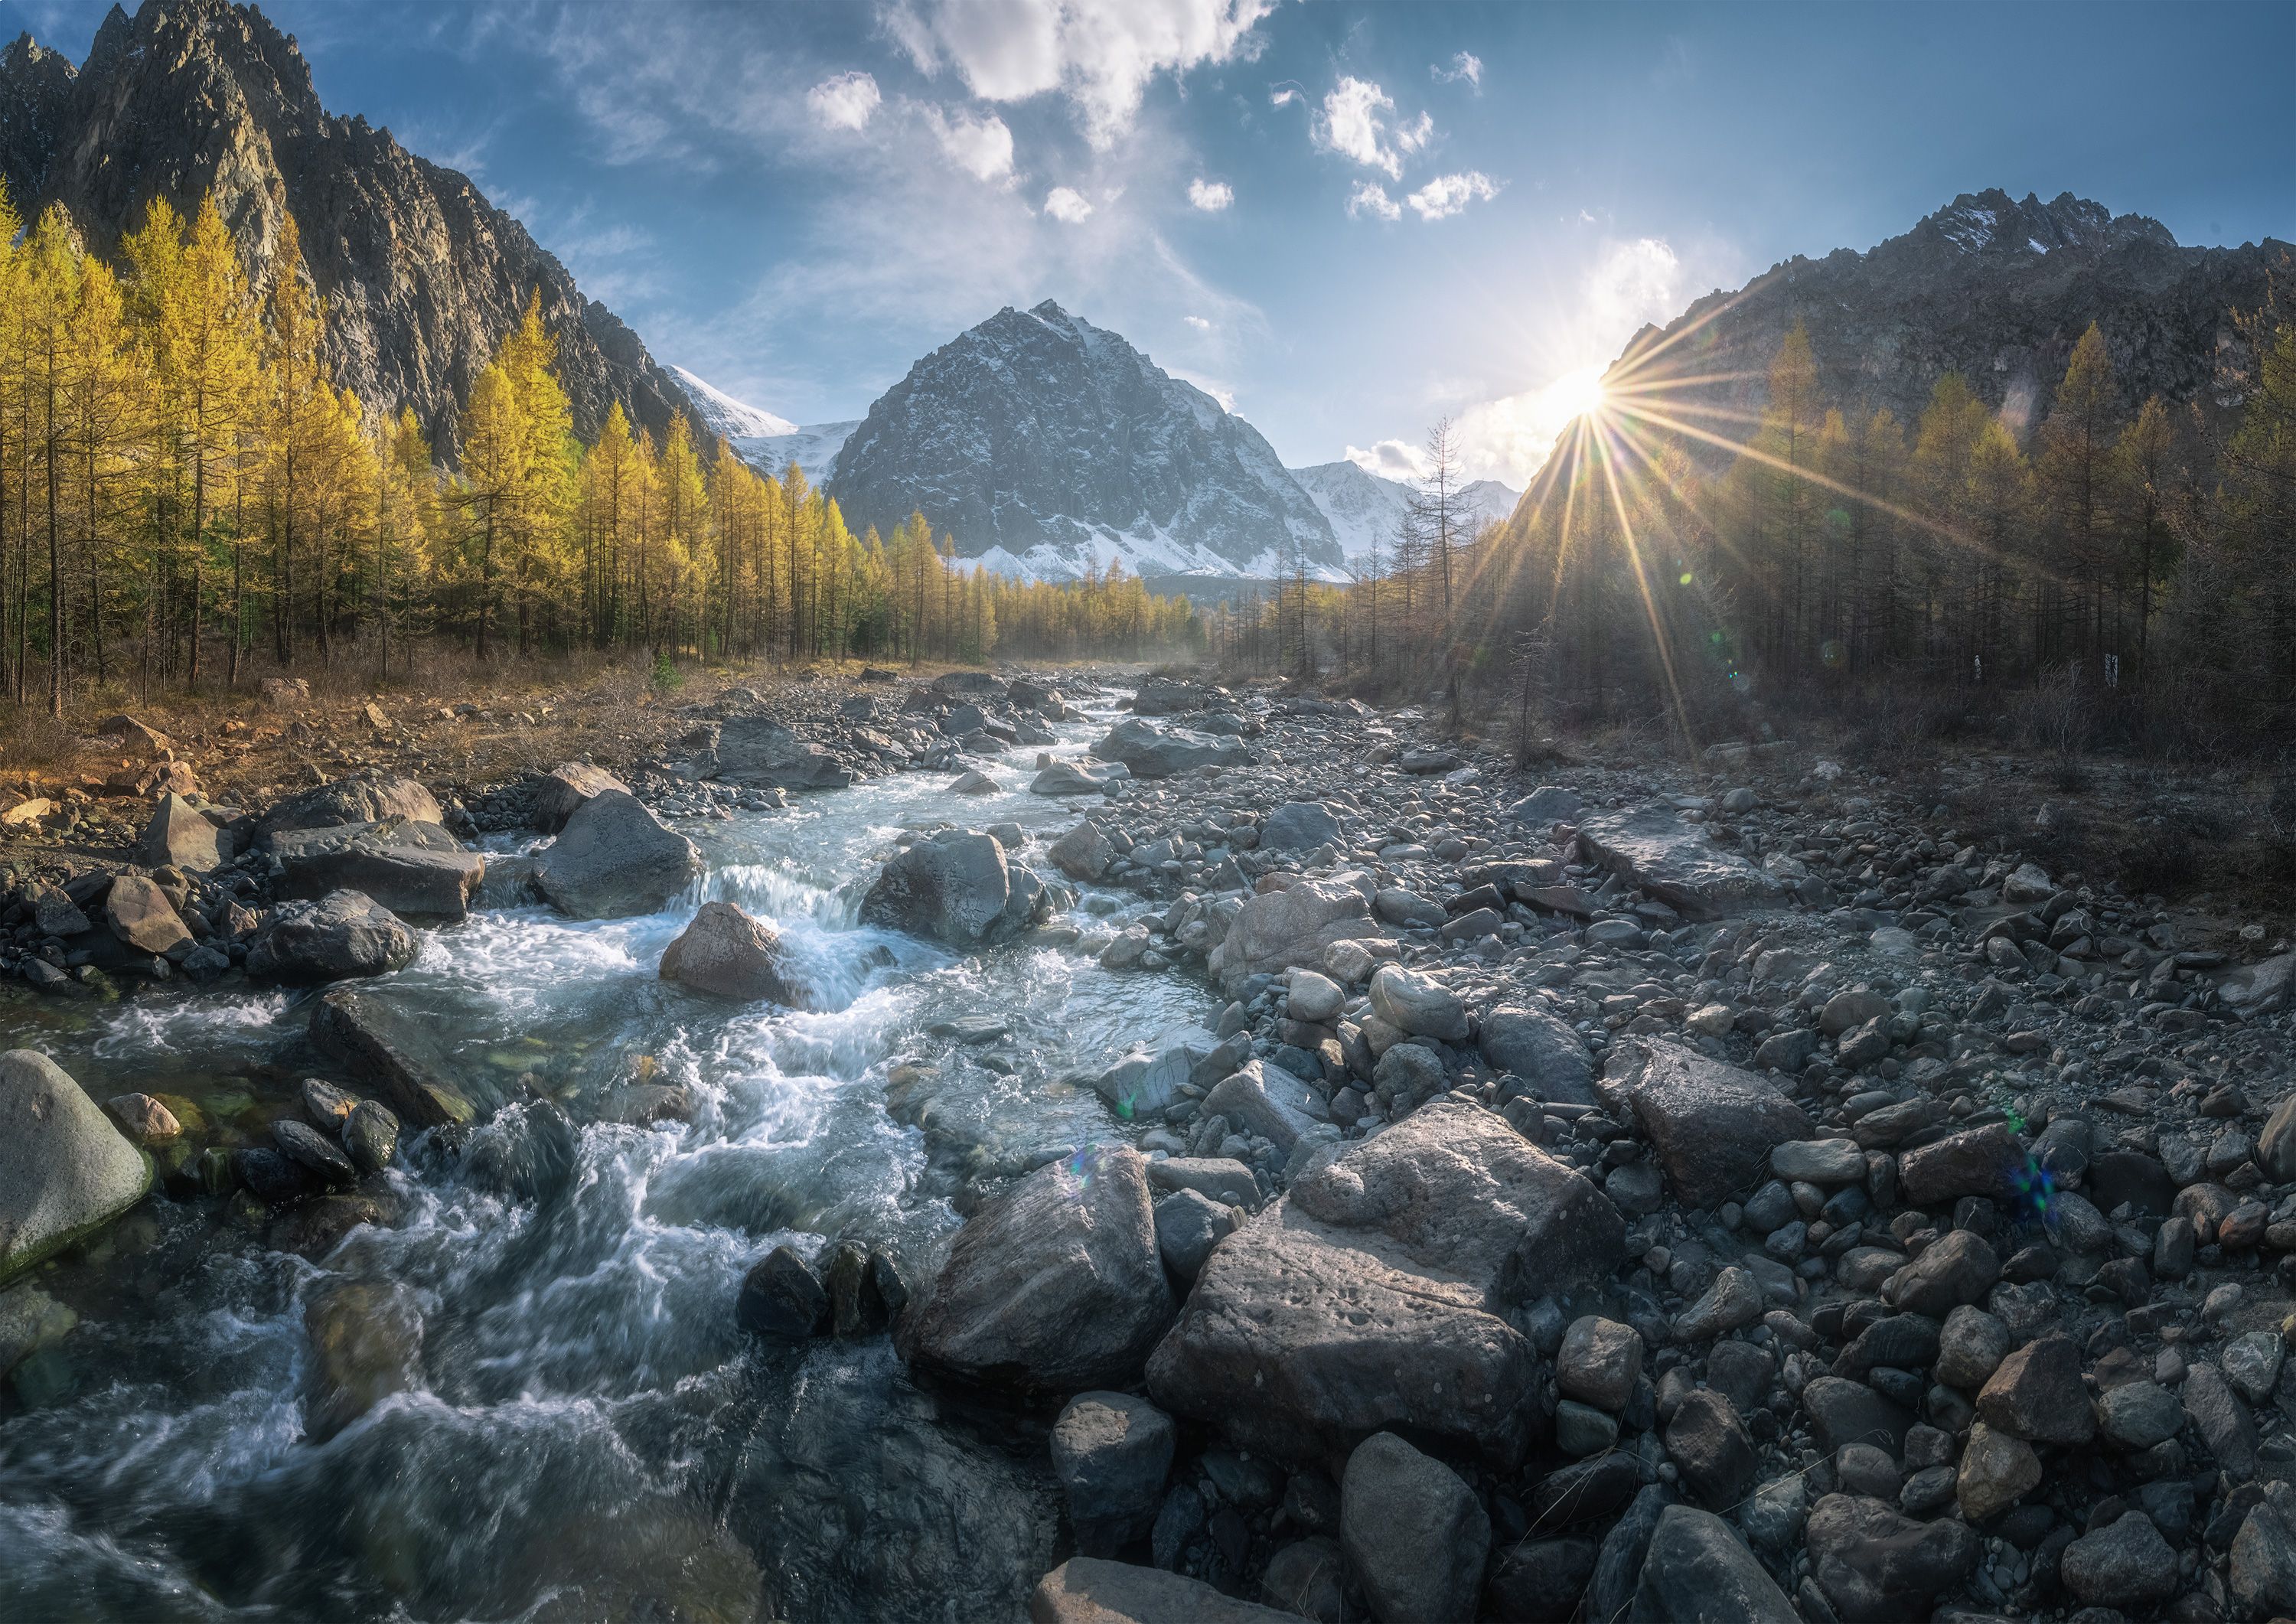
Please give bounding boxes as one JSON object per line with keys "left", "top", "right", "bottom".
{"left": 825, "top": 301, "right": 1346, "bottom": 582}
{"left": 0, "top": 0, "right": 693, "bottom": 451}
{"left": 1610, "top": 188, "right": 2289, "bottom": 444}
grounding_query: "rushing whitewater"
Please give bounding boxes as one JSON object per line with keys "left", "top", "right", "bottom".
{"left": 0, "top": 697, "right": 1207, "bottom": 1622}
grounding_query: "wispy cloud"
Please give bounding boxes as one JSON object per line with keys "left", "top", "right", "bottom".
{"left": 1405, "top": 171, "right": 1500, "bottom": 221}
{"left": 887, "top": 0, "right": 1277, "bottom": 148}
{"left": 1432, "top": 51, "right": 1482, "bottom": 90}
{"left": 807, "top": 71, "right": 881, "bottom": 132}
{"left": 1346, "top": 180, "right": 1401, "bottom": 221}
{"left": 1316, "top": 76, "right": 1431, "bottom": 180}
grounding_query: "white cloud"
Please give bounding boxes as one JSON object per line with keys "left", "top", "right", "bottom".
{"left": 1187, "top": 177, "right": 1234, "bottom": 211}
{"left": 1317, "top": 76, "right": 1430, "bottom": 180}
{"left": 1404, "top": 170, "right": 1500, "bottom": 221}
{"left": 1175, "top": 370, "right": 1237, "bottom": 412}
{"left": 1184, "top": 314, "right": 1212, "bottom": 330}
{"left": 1346, "top": 180, "right": 1401, "bottom": 222}
{"left": 892, "top": 0, "right": 1277, "bottom": 148}
{"left": 926, "top": 107, "right": 1017, "bottom": 184}
{"left": 1044, "top": 185, "right": 1095, "bottom": 223}
{"left": 806, "top": 70, "right": 882, "bottom": 131}
{"left": 1347, "top": 439, "right": 1427, "bottom": 481}
{"left": 1269, "top": 83, "right": 1301, "bottom": 107}
{"left": 1432, "top": 51, "right": 1482, "bottom": 89}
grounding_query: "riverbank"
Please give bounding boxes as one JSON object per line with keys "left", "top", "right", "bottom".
{"left": 4, "top": 667, "right": 2296, "bottom": 1622}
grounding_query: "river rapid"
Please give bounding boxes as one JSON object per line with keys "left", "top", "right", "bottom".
{"left": 0, "top": 692, "right": 1206, "bottom": 1623}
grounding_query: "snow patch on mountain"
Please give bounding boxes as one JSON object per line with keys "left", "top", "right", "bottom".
{"left": 670, "top": 367, "right": 797, "bottom": 440}
{"left": 749, "top": 422, "right": 861, "bottom": 486}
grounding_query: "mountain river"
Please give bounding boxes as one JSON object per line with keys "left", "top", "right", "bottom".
{"left": 0, "top": 690, "right": 1206, "bottom": 1622}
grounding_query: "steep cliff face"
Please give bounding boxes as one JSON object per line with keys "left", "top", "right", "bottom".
{"left": 1614, "top": 189, "right": 2288, "bottom": 442}
{"left": 0, "top": 0, "right": 692, "bottom": 451}
{"left": 828, "top": 300, "right": 1343, "bottom": 580}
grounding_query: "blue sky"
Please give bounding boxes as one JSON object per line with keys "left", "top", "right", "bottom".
{"left": 8, "top": 0, "right": 2291, "bottom": 484}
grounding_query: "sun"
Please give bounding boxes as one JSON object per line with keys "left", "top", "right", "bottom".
{"left": 1543, "top": 364, "right": 1609, "bottom": 423}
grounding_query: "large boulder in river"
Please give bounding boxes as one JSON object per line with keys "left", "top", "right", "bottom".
{"left": 247, "top": 890, "right": 418, "bottom": 983}
{"left": 533, "top": 761, "right": 628, "bottom": 833}
{"left": 1575, "top": 803, "right": 1787, "bottom": 920}
{"left": 897, "top": 1143, "right": 1172, "bottom": 1393}
{"left": 1091, "top": 718, "right": 1247, "bottom": 780}
{"left": 1205, "top": 876, "right": 1388, "bottom": 994}
{"left": 311, "top": 986, "right": 494, "bottom": 1127}
{"left": 860, "top": 830, "right": 1050, "bottom": 947}
{"left": 533, "top": 791, "right": 704, "bottom": 919}
{"left": 1148, "top": 1097, "right": 1626, "bottom": 1465}
{"left": 136, "top": 792, "right": 227, "bottom": 871}
{"left": 263, "top": 773, "right": 441, "bottom": 837}
{"left": 1599, "top": 1042, "right": 1812, "bottom": 1208}
{"left": 0, "top": 1049, "right": 151, "bottom": 1285}
{"left": 696, "top": 715, "right": 852, "bottom": 791}
{"left": 272, "top": 820, "right": 484, "bottom": 919}
{"left": 660, "top": 902, "right": 804, "bottom": 1004}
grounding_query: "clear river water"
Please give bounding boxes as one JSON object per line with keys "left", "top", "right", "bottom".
{"left": 0, "top": 692, "right": 1206, "bottom": 1623}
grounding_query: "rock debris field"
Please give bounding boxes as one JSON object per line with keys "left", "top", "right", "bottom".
{"left": 6, "top": 666, "right": 2296, "bottom": 1624}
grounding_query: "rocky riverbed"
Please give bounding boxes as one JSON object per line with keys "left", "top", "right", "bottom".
{"left": 4, "top": 667, "right": 2296, "bottom": 1624}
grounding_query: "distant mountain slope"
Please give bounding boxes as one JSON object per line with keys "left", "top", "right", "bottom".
{"left": 1290, "top": 460, "right": 1520, "bottom": 566}
{"left": 0, "top": 0, "right": 693, "bottom": 449}
{"left": 667, "top": 368, "right": 858, "bottom": 486}
{"left": 1611, "top": 188, "right": 2289, "bottom": 440}
{"left": 827, "top": 300, "right": 1344, "bottom": 581}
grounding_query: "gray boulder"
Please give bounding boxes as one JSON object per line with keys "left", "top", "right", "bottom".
{"left": 898, "top": 1144, "right": 1172, "bottom": 1392}
{"left": 1153, "top": 1188, "right": 1238, "bottom": 1283}
{"left": 659, "top": 901, "right": 804, "bottom": 1003}
{"left": 311, "top": 986, "right": 497, "bottom": 1127}
{"left": 1600, "top": 1042, "right": 1811, "bottom": 1208}
{"left": 1510, "top": 785, "right": 1584, "bottom": 827}
{"left": 1032, "top": 761, "right": 1120, "bottom": 797}
{"left": 1629, "top": 1505, "right": 1798, "bottom": 1624}
{"left": 1576, "top": 804, "right": 1786, "bottom": 920}
{"left": 1201, "top": 1060, "right": 1331, "bottom": 1157}
{"left": 263, "top": 773, "right": 442, "bottom": 836}
{"left": 1028, "top": 1558, "right": 1296, "bottom": 1622}
{"left": 533, "top": 761, "right": 628, "bottom": 832}
{"left": 1805, "top": 1493, "right": 1979, "bottom": 1624}
{"left": 861, "top": 830, "right": 1051, "bottom": 947}
{"left": 1092, "top": 718, "right": 1247, "bottom": 779}
{"left": 272, "top": 819, "right": 484, "bottom": 919}
{"left": 1368, "top": 964, "right": 1469, "bottom": 1042}
{"left": 0, "top": 1050, "right": 151, "bottom": 1285}
{"left": 106, "top": 875, "right": 191, "bottom": 956}
{"left": 1261, "top": 801, "right": 1342, "bottom": 850}
{"left": 1479, "top": 1003, "right": 1596, "bottom": 1104}
{"left": 1050, "top": 1392, "right": 1176, "bottom": 1555}
{"left": 533, "top": 791, "right": 704, "bottom": 920}
{"left": 1340, "top": 1432, "right": 1489, "bottom": 1624}
{"left": 136, "top": 792, "right": 227, "bottom": 871}
{"left": 1206, "top": 876, "right": 1388, "bottom": 994}
{"left": 696, "top": 715, "right": 852, "bottom": 790}
{"left": 1149, "top": 1097, "right": 1625, "bottom": 1464}
{"left": 1048, "top": 820, "right": 1116, "bottom": 879}
{"left": 247, "top": 890, "right": 419, "bottom": 983}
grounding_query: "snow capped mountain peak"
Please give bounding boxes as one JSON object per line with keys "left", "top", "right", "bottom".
{"left": 670, "top": 366, "right": 797, "bottom": 441}
{"left": 827, "top": 302, "right": 1344, "bottom": 582}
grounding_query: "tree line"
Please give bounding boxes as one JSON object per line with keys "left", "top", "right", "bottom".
{"left": 1218, "top": 291, "right": 2296, "bottom": 760}
{"left": 0, "top": 187, "right": 1201, "bottom": 716}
